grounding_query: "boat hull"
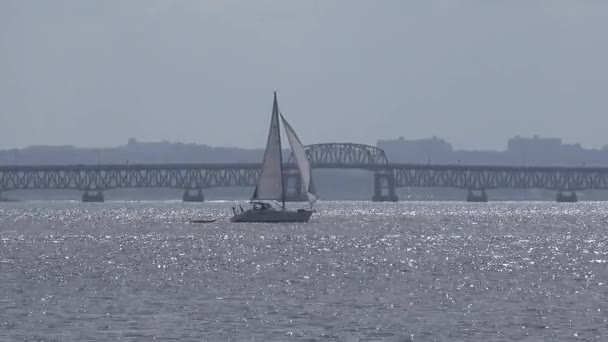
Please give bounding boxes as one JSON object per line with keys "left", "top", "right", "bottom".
{"left": 230, "top": 209, "right": 313, "bottom": 223}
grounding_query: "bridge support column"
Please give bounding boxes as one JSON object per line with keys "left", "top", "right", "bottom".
{"left": 372, "top": 173, "right": 398, "bottom": 202}
{"left": 284, "top": 173, "right": 307, "bottom": 202}
{"left": 466, "top": 189, "right": 488, "bottom": 202}
{"left": 556, "top": 191, "right": 577, "bottom": 203}
{"left": 183, "top": 189, "right": 205, "bottom": 202}
{"left": 82, "top": 190, "right": 104, "bottom": 203}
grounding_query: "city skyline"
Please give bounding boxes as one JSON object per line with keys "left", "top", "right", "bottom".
{"left": 2, "top": 134, "right": 608, "bottom": 153}
{"left": 3, "top": 135, "right": 608, "bottom": 168}
{"left": 2, "top": 1, "right": 607, "bottom": 150}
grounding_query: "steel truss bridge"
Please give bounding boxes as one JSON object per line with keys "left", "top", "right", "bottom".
{"left": 1, "top": 143, "right": 607, "bottom": 202}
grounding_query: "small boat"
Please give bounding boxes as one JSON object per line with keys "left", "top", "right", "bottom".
{"left": 231, "top": 202, "right": 313, "bottom": 223}
{"left": 189, "top": 218, "right": 217, "bottom": 223}
{"left": 231, "top": 92, "right": 317, "bottom": 223}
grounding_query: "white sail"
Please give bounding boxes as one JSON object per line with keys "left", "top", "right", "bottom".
{"left": 252, "top": 92, "right": 284, "bottom": 201}
{"left": 280, "top": 113, "right": 318, "bottom": 204}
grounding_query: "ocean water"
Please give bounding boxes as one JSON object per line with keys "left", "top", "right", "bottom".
{"left": 1, "top": 201, "right": 607, "bottom": 341}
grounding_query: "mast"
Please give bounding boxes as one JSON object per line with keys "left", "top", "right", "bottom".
{"left": 251, "top": 91, "right": 285, "bottom": 203}
{"left": 275, "top": 92, "right": 286, "bottom": 209}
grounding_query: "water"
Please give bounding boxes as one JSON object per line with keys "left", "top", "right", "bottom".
{"left": 1, "top": 201, "right": 607, "bottom": 341}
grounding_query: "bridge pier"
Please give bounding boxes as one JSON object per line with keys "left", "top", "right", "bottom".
{"left": 466, "top": 189, "right": 488, "bottom": 202}
{"left": 183, "top": 189, "right": 205, "bottom": 202}
{"left": 556, "top": 191, "right": 578, "bottom": 203}
{"left": 82, "top": 190, "right": 104, "bottom": 203}
{"left": 372, "top": 173, "right": 398, "bottom": 202}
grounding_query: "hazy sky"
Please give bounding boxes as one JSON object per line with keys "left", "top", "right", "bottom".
{"left": 1, "top": 1, "right": 607, "bottom": 150}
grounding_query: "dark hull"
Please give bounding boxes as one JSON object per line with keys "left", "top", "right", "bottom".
{"left": 230, "top": 209, "right": 313, "bottom": 223}
{"left": 189, "top": 219, "right": 216, "bottom": 223}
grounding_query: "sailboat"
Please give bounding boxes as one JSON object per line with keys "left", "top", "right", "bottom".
{"left": 230, "top": 92, "right": 317, "bottom": 223}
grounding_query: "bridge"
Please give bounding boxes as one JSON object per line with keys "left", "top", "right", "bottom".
{"left": 1, "top": 143, "right": 607, "bottom": 202}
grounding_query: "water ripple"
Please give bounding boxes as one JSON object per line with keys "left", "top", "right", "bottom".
{"left": 1, "top": 201, "right": 607, "bottom": 341}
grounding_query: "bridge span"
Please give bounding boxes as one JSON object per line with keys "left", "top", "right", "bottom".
{"left": 0, "top": 143, "right": 606, "bottom": 202}
{"left": 0, "top": 162, "right": 607, "bottom": 202}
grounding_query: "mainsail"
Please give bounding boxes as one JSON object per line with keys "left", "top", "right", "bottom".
{"left": 252, "top": 92, "right": 284, "bottom": 201}
{"left": 280, "top": 113, "right": 318, "bottom": 204}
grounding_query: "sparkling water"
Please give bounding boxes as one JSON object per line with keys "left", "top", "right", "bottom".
{"left": 1, "top": 201, "right": 607, "bottom": 341}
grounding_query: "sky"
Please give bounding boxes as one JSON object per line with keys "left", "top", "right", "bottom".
{"left": 1, "top": 1, "right": 607, "bottom": 150}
